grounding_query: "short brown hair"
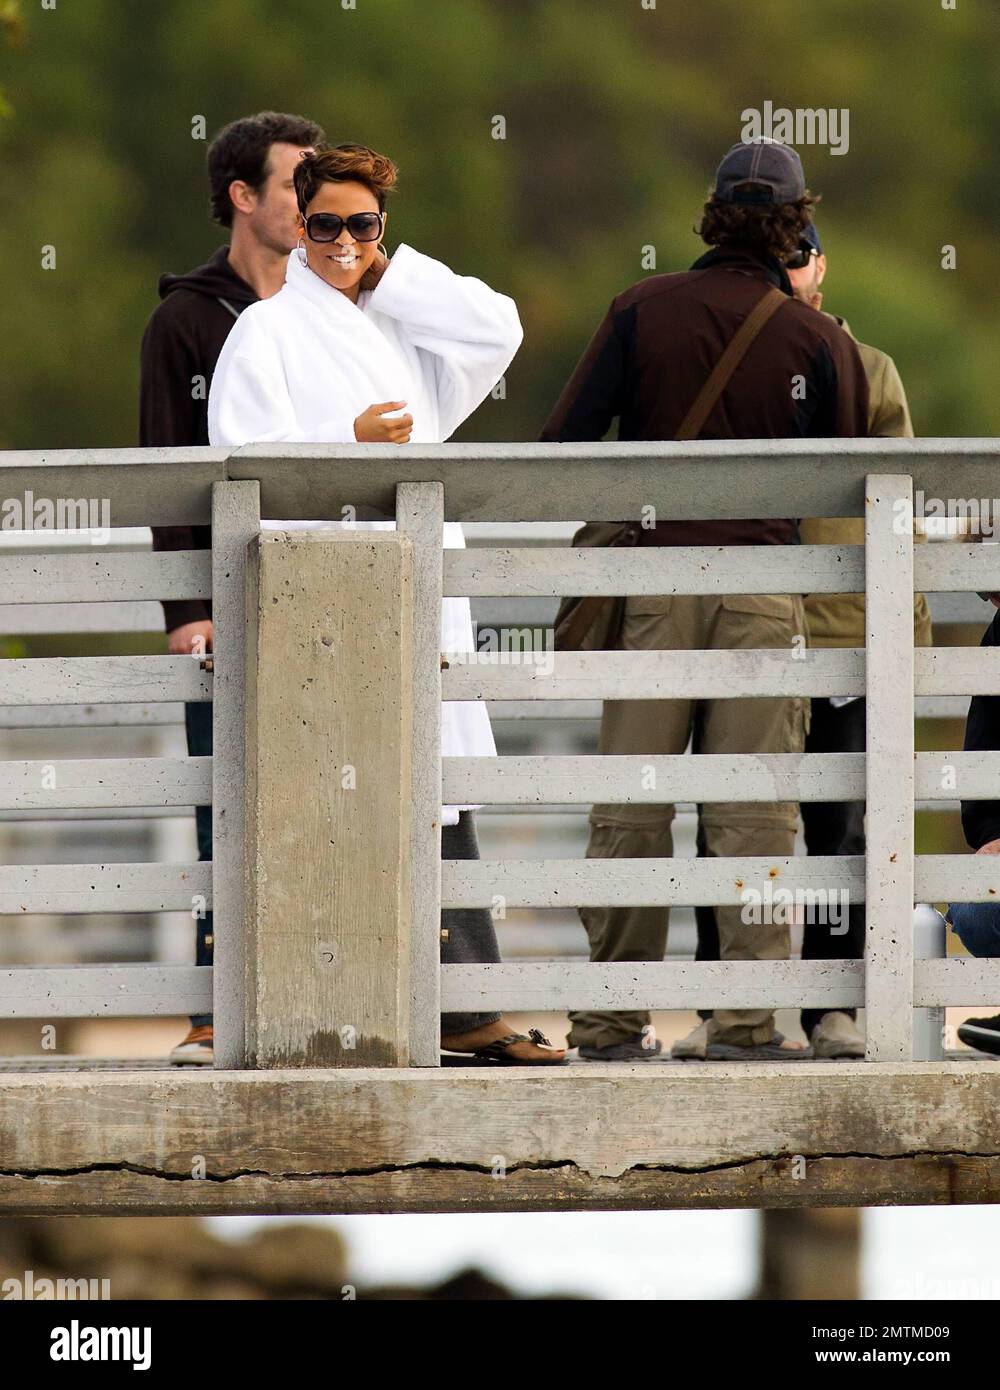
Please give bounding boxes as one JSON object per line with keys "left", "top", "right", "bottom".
{"left": 697, "top": 189, "right": 819, "bottom": 262}
{"left": 294, "top": 143, "right": 398, "bottom": 215}
{"left": 207, "top": 111, "right": 326, "bottom": 227}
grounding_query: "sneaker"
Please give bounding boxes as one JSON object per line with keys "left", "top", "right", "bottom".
{"left": 809, "top": 1011, "right": 865, "bottom": 1059}
{"left": 169, "top": 1024, "right": 214, "bottom": 1065}
{"left": 577, "top": 1034, "right": 663, "bottom": 1061}
{"left": 671, "top": 1019, "right": 710, "bottom": 1059}
{"left": 672, "top": 1021, "right": 811, "bottom": 1061}
{"left": 957, "top": 1014, "right": 1000, "bottom": 1057}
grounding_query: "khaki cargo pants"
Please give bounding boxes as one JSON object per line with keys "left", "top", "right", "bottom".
{"left": 568, "top": 590, "right": 809, "bottom": 1051}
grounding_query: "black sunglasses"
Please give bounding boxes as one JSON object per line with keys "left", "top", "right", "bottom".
{"left": 785, "top": 239, "right": 819, "bottom": 271}
{"left": 304, "top": 211, "right": 384, "bottom": 244}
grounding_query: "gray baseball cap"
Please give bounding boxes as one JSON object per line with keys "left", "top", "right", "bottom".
{"left": 712, "top": 139, "right": 806, "bottom": 205}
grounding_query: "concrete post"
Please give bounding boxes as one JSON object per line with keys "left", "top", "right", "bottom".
{"left": 244, "top": 530, "right": 414, "bottom": 1067}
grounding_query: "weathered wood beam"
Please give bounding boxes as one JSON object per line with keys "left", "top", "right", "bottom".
{"left": 1, "top": 1064, "right": 998, "bottom": 1215}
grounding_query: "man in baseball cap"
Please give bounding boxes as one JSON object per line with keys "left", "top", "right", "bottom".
{"left": 542, "top": 138, "right": 870, "bottom": 1062}
{"left": 712, "top": 137, "right": 807, "bottom": 204}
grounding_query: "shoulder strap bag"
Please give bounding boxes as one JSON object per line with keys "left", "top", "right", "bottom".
{"left": 553, "top": 285, "right": 787, "bottom": 651}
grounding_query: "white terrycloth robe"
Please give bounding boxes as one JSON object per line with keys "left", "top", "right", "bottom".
{"left": 208, "top": 243, "right": 523, "bottom": 825}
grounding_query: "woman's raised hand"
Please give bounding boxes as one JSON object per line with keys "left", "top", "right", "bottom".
{"left": 353, "top": 401, "right": 413, "bottom": 443}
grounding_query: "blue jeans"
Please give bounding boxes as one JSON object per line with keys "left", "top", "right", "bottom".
{"left": 947, "top": 901, "right": 1000, "bottom": 958}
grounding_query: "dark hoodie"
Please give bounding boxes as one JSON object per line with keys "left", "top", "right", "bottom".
{"left": 140, "top": 246, "right": 258, "bottom": 631}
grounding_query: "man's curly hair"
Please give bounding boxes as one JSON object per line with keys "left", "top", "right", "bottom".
{"left": 697, "top": 188, "right": 820, "bottom": 261}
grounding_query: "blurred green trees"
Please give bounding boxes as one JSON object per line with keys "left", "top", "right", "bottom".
{"left": 0, "top": 0, "right": 996, "bottom": 448}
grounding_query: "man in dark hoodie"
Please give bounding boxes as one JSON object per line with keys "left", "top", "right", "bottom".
{"left": 141, "top": 110, "right": 325, "bottom": 1063}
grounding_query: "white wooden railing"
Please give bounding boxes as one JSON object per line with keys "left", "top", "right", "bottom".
{"left": 3, "top": 440, "right": 1000, "bottom": 1068}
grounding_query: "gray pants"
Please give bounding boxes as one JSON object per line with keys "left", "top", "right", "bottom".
{"left": 441, "top": 810, "right": 503, "bottom": 1035}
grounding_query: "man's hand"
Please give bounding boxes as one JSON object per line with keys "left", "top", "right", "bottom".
{"left": 975, "top": 837, "right": 1000, "bottom": 855}
{"left": 358, "top": 249, "right": 389, "bottom": 294}
{"left": 168, "top": 619, "right": 213, "bottom": 656}
{"left": 354, "top": 401, "right": 413, "bottom": 443}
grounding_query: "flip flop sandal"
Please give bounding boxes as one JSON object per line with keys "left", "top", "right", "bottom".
{"left": 469, "top": 1027, "right": 567, "bottom": 1066}
{"left": 703, "top": 1030, "right": 813, "bottom": 1061}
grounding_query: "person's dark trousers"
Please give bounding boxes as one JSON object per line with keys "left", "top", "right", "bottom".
{"left": 694, "top": 697, "right": 867, "bottom": 1038}
{"left": 798, "top": 697, "right": 866, "bottom": 1039}
{"left": 440, "top": 810, "right": 503, "bottom": 1036}
{"left": 184, "top": 700, "right": 213, "bottom": 1030}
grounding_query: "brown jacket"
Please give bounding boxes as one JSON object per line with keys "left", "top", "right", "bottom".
{"left": 800, "top": 317, "right": 932, "bottom": 648}
{"left": 540, "top": 244, "right": 870, "bottom": 547}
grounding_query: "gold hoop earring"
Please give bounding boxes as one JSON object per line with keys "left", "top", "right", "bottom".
{"left": 377, "top": 242, "right": 388, "bottom": 259}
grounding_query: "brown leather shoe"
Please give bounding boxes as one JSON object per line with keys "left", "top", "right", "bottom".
{"left": 169, "top": 1024, "right": 213, "bottom": 1065}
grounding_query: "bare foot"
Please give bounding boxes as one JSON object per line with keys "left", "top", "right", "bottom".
{"left": 441, "top": 1016, "right": 566, "bottom": 1064}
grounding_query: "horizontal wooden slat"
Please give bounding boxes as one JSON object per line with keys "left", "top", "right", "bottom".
{"left": 228, "top": 437, "right": 1000, "bottom": 521}
{"left": 443, "top": 854, "right": 1000, "bottom": 907}
{"left": 0, "top": 965, "right": 212, "bottom": 1018}
{"left": 914, "top": 958, "right": 1000, "bottom": 1008}
{"left": 448, "top": 542, "right": 1000, "bottom": 600}
{"left": 445, "top": 753, "right": 860, "bottom": 803}
{"left": 453, "top": 648, "right": 861, "bottom": 700}
{"left": 0, "top": 862, "right": 211, "bottom": 914}
{"left": 919, "top": 647, "right": 1000, "bottom": 695}
{"left": 0, "top": 757, "right": 211, "bottom": 810}
{"left": 444, "top": 751, "right": 1000, "bottom": 805}
{"left": 443, "top": 855, "right": 863, "bottom": 907}
{"left": 0, "top": 692, "right": 960, "bottom": 731}
{"left": 443, "top": 648, "right": 1000, "bottom": 701}
{"left": 487, "top": 697, "right": 968, "bottom": 720}
{"left": 3, "top": 1062, "right": 999, "bottom": 1219}
{"left": 916, "top": 544, "right": 1000, "bottom": 592}
{"left": 0, "top": 602, "right": 168, "bottom": 635}
{"left": 916, "top": 751, "right": 1000, "bottom": 799}
{"left": 0, "top": 529, "right": 153, "bottom": 554}
{"left": 441, "top": 958, "right": 1000, "bottom": 1011}
{"left": 0, "top": 657, "right": 211, "bottom": 706}
{"left": 445, "top": 544, "right": 865, "bottom": 597}
{"left": 450, "top": 539, "right": 1000, "bottom": 600}
{"left": 0, "top": 550, "right": 210, "bottom": 604}
{"left": 445, "top": 648, "right": 863, "bottom": 701}
{"left": 914, "top": 855, "right": 1000, "bottom": 902}
{"left": 0, "top": 807, "right": 196, "bottom": 821}
{"left": 4, "top": 439, "right": 999, "bottom": 525}
{"left": 0, "top": 447, "right": 228, "bottom": 527}
{"left": 441, "top": 959, "right": 862, "bottom": 1011}
{"left": 0, "top": 703, "right": 186, "bottom": 728}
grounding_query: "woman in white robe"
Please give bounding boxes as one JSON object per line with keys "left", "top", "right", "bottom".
{"left": 208, "top": 143, "right": 564, "bottom": 1064}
